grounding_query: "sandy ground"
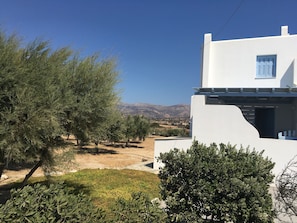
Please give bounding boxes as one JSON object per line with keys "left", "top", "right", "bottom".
{"left": 0, "top": 136, "right": 158, "bottom": 186}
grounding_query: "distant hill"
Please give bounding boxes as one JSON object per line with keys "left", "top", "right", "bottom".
{"left": 119, "top": 103, "right": 190, "bottom": 119}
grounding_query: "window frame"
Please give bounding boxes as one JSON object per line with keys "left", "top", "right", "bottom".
{"left": 256, "top": 55, "right": 277, "bottom": 79}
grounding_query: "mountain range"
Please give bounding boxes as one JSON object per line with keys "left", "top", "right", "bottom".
{"left": 119, "top": 103, "right": 190, "bottom": 119}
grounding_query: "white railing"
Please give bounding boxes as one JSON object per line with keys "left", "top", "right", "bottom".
{"left": 278, "top": 130, "right": 297, "bottom": 140}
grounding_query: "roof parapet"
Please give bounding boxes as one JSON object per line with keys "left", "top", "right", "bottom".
{"left": 204, "top": 33, "right": 212, "bottom": 44}
{"left": 281, "top": 26, "right": 289, "bottom": 36}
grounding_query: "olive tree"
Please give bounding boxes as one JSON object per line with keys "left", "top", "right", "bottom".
{"left": 63, "top": 55, "right": 119, "bottom": 146}
{"left": 158, "top": 141, "right": 275, "bottom": 223}
{"left": 106, "top": 112, "right": 124, "bottom": 144}
{"left": 133, "top": 115, "right": 150, "bottom": 141}
{"left": 0, "top": 32, "right": 23, "bottom": 177}
{"left": 0, "top": 39, "right": 73, "bottom": 184}
{"left": 0, "top": 30, "right": 120, "bottom": 184}
{"left": 123, "top": 115, "right": 150, "bottom": 146}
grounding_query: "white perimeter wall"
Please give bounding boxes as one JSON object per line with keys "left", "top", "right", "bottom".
{"left": 202, "top": 32, "right": 297, "bottom": 88}
{"left": 154, "top": 137, "right": 193, "bottom": 170}
{"left": 154, "top": 95, "right": 297, "bottom": 181}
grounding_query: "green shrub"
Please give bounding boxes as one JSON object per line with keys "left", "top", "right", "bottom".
{"left": 156, "top": 128, "right": 188, "bottom": 137}
{"left": 113, "top": 192, "right": 166, "bottom": 223}
{"left": 0, "top": 183, "right": 105, "bottom": 223}
{"left": 158, "top": 141, "right": 275, "bottom": 223}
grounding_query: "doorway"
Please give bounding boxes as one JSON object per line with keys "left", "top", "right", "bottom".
{"left": 255, "top": 108, "right": 275, "bottom": 138}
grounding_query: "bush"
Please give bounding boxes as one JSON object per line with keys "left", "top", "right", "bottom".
{"left": 275, "top": 156, "right": 297, "bottom": 220}
{"left": 0, "top": 183, "right": 105, "bottom": 223}
{"left": 158, "top": 141, "right": 275, "bottom": 223}
{"left": 113, "top": 192, "right": 166, "bottom": 223}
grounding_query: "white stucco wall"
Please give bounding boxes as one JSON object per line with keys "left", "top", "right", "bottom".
{"left": 201, "top": 26, "right": 297, "bottom": 88}
{"left": 153, "top": 137, "right": 193, "bottom": 170}
{"left": 190, "top": 95, "right": 259, "bottom": 145}
{"left": 154, "top": 95, "right": 297, "bottom": 180}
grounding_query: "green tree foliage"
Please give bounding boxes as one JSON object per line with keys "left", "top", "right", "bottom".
{"left": 133, "top": 115, "right": 150, "bottom": 141}
{"left": 0, "top": 183, "right": 105, "bottom": 223}
{"left": 105, "top": 115, "right": 150, "bottom": 145}
{"left": 63, "top": 55, "right": 119, "bottom": 146}
{"left": 113, "top": 192, "right": 166, "bottom": 223}
{"left": 0, "top": 32, "right": 23, "bottom": 176}
{"left": 156, "top": 128, "right": 188, "bottom": 137}
{"left": 158, "top": 141, "right": 275, "bottom": 223}
{"left": 124, "top": 115, "right": 150, "bottom": 145}
{"left": 106, "top": 113, "right": 124, "bottom": 144}
{"left": 0, "top": 30, "right": 120, "bottom": 183}
{"left": 0, "top": 39, "right": 73, "bottom": 184}
{"left": 124, "top": 115, "right": 136, "bottom": 146}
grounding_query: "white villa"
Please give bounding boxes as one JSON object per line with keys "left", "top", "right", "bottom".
{"left": 154, "top": 26, "right": 297, "bottom": 179}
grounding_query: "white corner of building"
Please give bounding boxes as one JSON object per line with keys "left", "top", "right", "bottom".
{"left": 204, "top": 33, "right": 212, "bottom": 43}
{"left": 281, "top": 25, "right": 289, "bottom": 36}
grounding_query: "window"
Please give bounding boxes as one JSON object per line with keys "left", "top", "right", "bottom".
{"left": 256, "top": 55, "right": 277, "bottom": 78}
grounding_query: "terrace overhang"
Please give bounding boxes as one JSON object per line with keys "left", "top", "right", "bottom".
{"left": 194, "top": 87, "right": 297, "bottom": 104}
{"left": 195, "top": 87, "right": 297, "bottom": 97}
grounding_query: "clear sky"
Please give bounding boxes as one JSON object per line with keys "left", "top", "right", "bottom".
{"left": 0, "top": 0, "right": 297, "bottom": 105}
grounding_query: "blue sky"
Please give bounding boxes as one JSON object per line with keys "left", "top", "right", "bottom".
{"left": 0, "top": 0, "right": 297, "bottom": 105}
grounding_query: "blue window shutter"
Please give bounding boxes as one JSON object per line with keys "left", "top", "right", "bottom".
{"left": 256, "top": 55, "right": 276, "bottom": 78}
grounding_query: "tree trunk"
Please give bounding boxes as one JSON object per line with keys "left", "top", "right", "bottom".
{"left": 21, "top": 159, "right": 43, "bottom": 188}
{"left": 0, "top": 162, "right": 5, "bottom": 180}
{"left": 0, "top": 150, "right": 6, "bottom": 180}
{"left": 125, "top": 138, "right": 130, "bottom": 147}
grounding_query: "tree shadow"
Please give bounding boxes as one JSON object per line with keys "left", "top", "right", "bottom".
{"left": 0, "top": 181, "right": 18, "bottom": 204}
{"left": 56, "top": 180, "right": 92, "bottom": 196}
{"left": 125, "top": 144, "right": 144, "bottom": 149}
{"left": 76, "top": 146, "right": 118, "bottom": 155}
{"left": 129, "top": 141, "right": 142, "bottom": 144}
{"left": 104, "top": 141, "right": 144, "bottom": 149}
{"left": 145, "top": 162, "right": 153, "bottom": 169}
{"left": 5, "top": 161, "right": 36, "bottom": 171}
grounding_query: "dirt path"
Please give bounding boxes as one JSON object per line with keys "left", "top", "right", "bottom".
{"left": 0, "top": 136, "right": 158, "bottom": 186}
